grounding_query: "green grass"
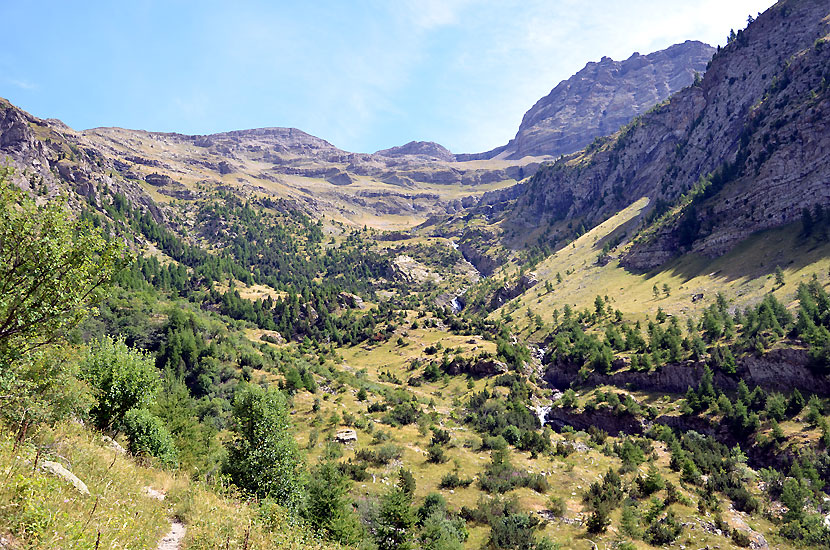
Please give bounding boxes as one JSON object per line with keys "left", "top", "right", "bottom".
{"left": 277, "top": 303, "right": 803, "bottom": 550}
{"left": 494, "top": 197, "right": 830, "bottom": 338}
{"left": 0, "top": 422, "right": 341, "bottom": 550}
{"left": 0, "top": 423, "right": 170, "bottom": 549}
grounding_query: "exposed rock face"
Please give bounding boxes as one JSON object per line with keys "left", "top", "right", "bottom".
{"left": 545, "top": 407, "right": 644, "bottom": 436}
{"left": 507, "top": 0, "right": 830, "bottom": 269}
{"left": 0, "top": 98, "right": 527, "bottom": 225}
{"left": 490, "top": 272, "right": 538, "bottom": 309}
{"left": 334, "top": 429, "right": 358, "bottom": 444}
{"left": 326, "top": 170, "right": 354, "bottom": 186}
{"left": 544, "top": 346, "right": 830, "bottom": 396}
{"left": 392, "top": 254, "right": 441, "bottom": 284}
{"left": 443, "top": 356, "right": 507, "bottom": 378}
{"left": 457, "top": 241, "right": 500, "bottom": 277}
{"left": 477, "top": 41, "right": 714, "bottom": 160}
{"left": 624, "top": 29, "right": 830, "bottom": 268}
{"left": 0, "top": 37, "right": 720, "bottom": 227}
{"left": 101, "top": 435, "right": 127, "bottom": 455}
{"left": 0, "top": 36, "right": 722, "bottom": 227}
{"left": 145, "top": 173, "right": 176, "bottom": 186}
{"left": 85, "top": 124, "right": 520, "bottom": 212}
{"left": 338, "top": 292, "right": 365, "bottom": 310}
{"left": 204, "top": 126, "right": 340, "bottom": 155}
{"left": 0, "top": 98, "right": 162, "bottom": 219}
{"left": 375, "top": 141, "right": 454, "bottom": 162}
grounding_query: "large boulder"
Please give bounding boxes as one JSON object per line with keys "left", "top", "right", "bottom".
{"left": 334, "top": 429, "right": 358, "bottom": 444}
{"left": 41, "top": 460, "right": 90, "bottom": 496}
{"left": 443, "top": 356, "right": 507, "bottom": 378}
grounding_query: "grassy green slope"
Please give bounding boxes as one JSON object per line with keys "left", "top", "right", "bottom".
{"left": 495, "top": 197, "right": 830, "bottom": 338}
{"left": 0, "top": 422, "right": 339, "bottom": 550}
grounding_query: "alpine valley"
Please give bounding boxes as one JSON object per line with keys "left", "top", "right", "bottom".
{"left": 2, "top": 2, "right": 830, "bottom": 550}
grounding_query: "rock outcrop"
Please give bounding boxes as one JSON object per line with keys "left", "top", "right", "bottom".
{"left": 443, "top": 356, "right": 508, "bottom": 378}
{"left": 545, "top": 407, "right": 644, "bottom": 436}
{"left": 334, "top": 429, "right": 358, "bottom": 444}
{"left": 0, "top": 98, "right": 526, "bottom": 225}
{"left": 375, "top": 141, "right": 454, "bottom": 162}
{"left": 472, "top": 41, "right": 714, "bottom": 160}
{"left": 41, "top": 460, "right": 90, "bottom": 496}
{"left": 544, "top": 346, "right": 830, "bottom": 396}
{"left": 506, "top": 0, "right": 830, "bottom": 269}
{"left": 456, "top": 237, "right": 501, "bottom": 277}
{"left": 0, "top": 97, "right": 162, "bottom": 220}
{"left": 490, "top": 272, "right": 538, "bottom": 309}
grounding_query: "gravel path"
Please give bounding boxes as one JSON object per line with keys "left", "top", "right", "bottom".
{"left": 157, "top": 520, "right": 186, "bottom": 550}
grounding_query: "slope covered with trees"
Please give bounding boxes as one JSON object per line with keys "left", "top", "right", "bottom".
{"left": 3, "top": 2, "right": 830, "bottom": 550}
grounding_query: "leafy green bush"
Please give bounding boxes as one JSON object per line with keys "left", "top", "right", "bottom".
{"left": 478, "top": 449, "right": 546, "bottom": 494}
{"left": 487, "top": 513, "right": 548, "bottom": 550}
{"left": 480, "top": 435, "right": 508, "bottom": 451}
{"left": 80, "top": 336, "right": 160, "bottom": 430}
{"left": 439, "top": 472, "right": 473, "bottom": 489}
{"left": 122, "top": 407, "right": 178, "bottom": 467}
{"left": 643, "top": 509, "right": 683, "bottom": 545}
{"left": 223, "top": 385, "right": 305, "bottom": 511}
{"left": 0, "top": 168, "right": 124, "bottom": 365}
{"left": 637, "top": 464, "right": 665, "bottom": 496}
{"left": 373, "top": 480, "right": 416, "bottom": 550}
{"left": 0, "top": 168, "right": 125, "bottom": 433}
{"left": 427, "top": 443, "right": 448, "bottom": 463}
{"left": 338, "top": 459, "right": 370, "bottom": 481}
{"left": 419, "top": 511, "right": 468, "bottom": 550}
{"left": 547, "top": 496, "right": 566, "bottom": 517}
{"left": 356, "top": 443, "right": 403, "bottom": 465}
{"left": 384, "top": 402, "right": 420, "bottom": 425}
{"left": 731, "top": 528, "right": 751, "bottom": 547}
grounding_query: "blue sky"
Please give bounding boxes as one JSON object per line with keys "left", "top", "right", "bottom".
{"left": 1, "top": 0, "right": 775, "bottom": 154}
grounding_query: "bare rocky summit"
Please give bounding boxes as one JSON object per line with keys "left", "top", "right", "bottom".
{"left": 375, "top": 141, "right": 454, "bottom": 162}
{"left": 467, "top": 40, "right": 714, "bottom": 161}
{"left": 507, "top": 0, "right": 830, "bottom": 269}
{"left": 0, "top": 102, "right": 528, "bottom": 224}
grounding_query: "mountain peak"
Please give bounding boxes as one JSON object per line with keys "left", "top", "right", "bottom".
{"left": 374, "top": 140, "right": 454, "bottom": 162}
{"left": 480, "top": 40, "right": 715, "bottom": 160}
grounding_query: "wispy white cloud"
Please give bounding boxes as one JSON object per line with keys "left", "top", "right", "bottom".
{"left": 398, "top": 0, "right": 474, "bottom": 30}
{"left": 0, "top": 0, "right": 777, "bottom": 154}
{"left": 8, "top": 78, "right": 37, "bottom": 90}
{"left": 421, "top": 0, "right": 776, "bottom": 152}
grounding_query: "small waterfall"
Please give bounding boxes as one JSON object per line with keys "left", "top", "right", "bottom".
{"left": 533, "top": 405, "right": 552, "bottom": 427}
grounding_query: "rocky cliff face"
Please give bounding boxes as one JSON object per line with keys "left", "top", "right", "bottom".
{"left": 0, "top": 99, "right": 530, "bottom": 225}
{"left": 544, "top": 347, "right": 830, "bottom": 396}
{"left": 475, "top": 40, "right": 713, "bottom": 161}
{"left": 507, "top": 0, "right": 830, "bottom": 269}
{"left": 0, "top": 36, "right": 723, "bottom": 229}
{"left": 489, "top": 272, "right": 538, "bottom": 309}
{"left": 375, "top": 141, "right": 455, "bottom": 162}
{"left": 0, "top": 98, "right": 161, "bottom": 218}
